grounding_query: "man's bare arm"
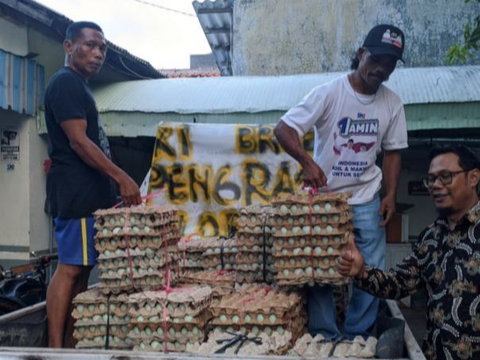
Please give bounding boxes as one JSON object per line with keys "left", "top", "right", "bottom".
{"left": 274, "top": 120, "right": 327, "bottom": 189}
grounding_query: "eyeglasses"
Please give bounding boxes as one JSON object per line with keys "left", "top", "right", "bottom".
{"left": 422, "top": 170, "right": 469, "bottom": 189}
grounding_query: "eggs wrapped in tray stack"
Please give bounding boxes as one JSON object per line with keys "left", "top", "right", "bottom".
{"left": 201, "top": 237, "right": 238, "bottom": 271}
{"left": 190, "top": 329, "right": 292, "bottom": 355}
{"left": 72, "top": 289, "right": 132, "bottom": 350}
{"left": 236, "top": 206, "right": 276, "bottom": 283}
{"left": 271, "top": 193, "right": 353, "bottom": 286}
{"left": 127, "top": 286, "right": 213, "bottom": 352}
{"left": 178, "top": 236, "right": 205, "bottom": 274}
{"left": 180, "top": 269, "right": 236, "bottom": 305}
{"left": 210, "top": 284, "right": 306, "bottom": 346}
{"left": 94, "top": 206, "right": 180, "bottom": 294}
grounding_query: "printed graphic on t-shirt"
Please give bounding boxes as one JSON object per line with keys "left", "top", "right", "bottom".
{"left": 98, "top": 117, "right": 112, "bottom": 159}
{"left": 331, "top": 114, "right": 378, "bottom": 179}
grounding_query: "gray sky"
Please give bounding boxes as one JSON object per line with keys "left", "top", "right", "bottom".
{"left": 35, "top": 0, "right": 211, "bottom": 70}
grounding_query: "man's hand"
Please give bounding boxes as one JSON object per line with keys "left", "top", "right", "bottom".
{"left": 379, "top": 194, "right": 395, "bottom": 227}
{"left": 337, "top": 233, "right": 366, "bottom": 279}
{"left": 118, "top": 173, "right": 142, "bottom": 206}
{"left": 302, "top": 158, "right": 328, "bottom": 189}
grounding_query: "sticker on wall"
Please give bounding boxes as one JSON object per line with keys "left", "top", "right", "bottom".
{"left": 1, "top": 128, "right": 20, "bottom": 162}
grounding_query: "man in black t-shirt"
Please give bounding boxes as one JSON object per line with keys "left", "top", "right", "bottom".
{"left": 45, "top": 21, "right": 141, "bottom": 348}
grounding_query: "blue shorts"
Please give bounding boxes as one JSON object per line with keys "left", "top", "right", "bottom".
{"left": 55, "top": 217, "right": 97, "bottom": 266}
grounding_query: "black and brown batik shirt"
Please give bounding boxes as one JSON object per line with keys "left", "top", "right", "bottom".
{"left": 357, "top": 202, "right": 480, "bottom": 360}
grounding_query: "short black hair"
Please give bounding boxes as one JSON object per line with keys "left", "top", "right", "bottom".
{"left": 429, "top": 145, "right": 480, "bottom": 172}
{"left": 65, "top": 21, "right": 103, "bottom": 42}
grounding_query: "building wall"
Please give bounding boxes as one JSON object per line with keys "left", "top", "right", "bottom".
{"left": 0, "top": 17, "right": 59, "bottom": 264}
{"left": 232, "top": 0, "right": 480, "bottom": 76}
{"left": 0, "top": 17, "right": 28, "bottom": 56}
{"left": 0, "top": 109, "right": 32, "bottom": 262}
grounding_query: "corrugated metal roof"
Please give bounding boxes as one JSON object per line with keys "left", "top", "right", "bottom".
{"left": 92, "top": 66, "right": 480, "bottom": 114}
{"left": 0, "top": 49, "right": 45, "bottom": 116}
{"left": 193, "top": 0, "right": 233, "bottom": 76}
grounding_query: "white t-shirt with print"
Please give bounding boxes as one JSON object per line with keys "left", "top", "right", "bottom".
{"left": 281, "top": 74, "right": 408, "bottom": 205}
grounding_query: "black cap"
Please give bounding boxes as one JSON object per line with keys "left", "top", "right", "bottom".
{"left": 363, "top": 24, "right": 405, "bottom": 62}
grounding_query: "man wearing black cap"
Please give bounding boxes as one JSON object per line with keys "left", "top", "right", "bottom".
{"left": 274, "top": 24, "right": 408, "bottom": 340}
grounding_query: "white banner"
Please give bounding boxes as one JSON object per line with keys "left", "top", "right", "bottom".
{"left": 148, "top": 122, "right": 313, "bottom": 236}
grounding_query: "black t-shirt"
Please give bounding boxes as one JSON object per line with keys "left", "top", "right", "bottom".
{"left": 45, "top": 67, "right": 117, "bottom": 219}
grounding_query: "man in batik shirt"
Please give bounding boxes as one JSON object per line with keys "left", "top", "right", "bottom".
{"left": 338, "top": 145, "right": 480, "bottom": 360}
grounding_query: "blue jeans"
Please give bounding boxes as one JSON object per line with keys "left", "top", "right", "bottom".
{"left": 307, "top": 195, "right": 386, "bottom": 339}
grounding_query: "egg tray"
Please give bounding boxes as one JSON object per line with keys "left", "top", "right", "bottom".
{"left": 179, "top": 270, "right": 236, "bottom": 288}
{"left": 272, "top": 223, "right": 352, "bottom": 238}
{"left": 98, "top": 248, "right": 180, "bottom": 272}
{"left": 235, "top": 263, "right": 276, "bottom": 274}
{"left": 72, "top": 289, "right": 129, "bottom": 319}
{"left": 235, "top": 270, "right": 275, "bottom": 284}
{"left": 74, "top": 315, "right": 131, "bottom": 328}
{"left": 273, "top": 245, "right": 343, "bottom": 259}
{"left": 74, "top": 323, "right": 130, "bottom": 340}
{"left": 98, "top": 271, "right": 178, "bottom": 295}
{"left": 236, "top": 252, "right": 274, "bottom": 265}
{"left": 210, "top": 285, "right": 302, "bottom": 317}
{"left": 274, "top": 255, "right": 340, "bottom": 269}
{"left": 128, "top": 287, "right": 212, "bottom": 317}
{"left": 129, "top": 324, "right": 206, "bottom": 343}
{"left": 275, "top": 269, "right": 349, "bottom": 286}
{"left": 178, "top": 236, "right": 204, "bottom": 252}
{"left": 273, "top": 234, "right": 347, "bottom": 250}
{"left": 272, "top": 191, "right": 351, "bottom": 205}
{"left": 192, "top": 329, "right": 292, "bottom": 356}
{"left": 95, "top": 234, "right": 179, "bottom": 252}
{"left": 237, "top": 233, "right": 274, "bottom": 247}
{"left": 94, "top": 225, "right": 179, "bottom": 242}
{"left": 237, "top": 205, "right": 273, "bottom": 222}
{"left": 75, "top": 336, "right": 132, "bottom": 350}
{"left": 202, "top": 254, "right": 237, "bottom": 267}
{"left": 209, "top": 312, "right": 306, "bottom": 346}
{"left": 133, "top": 340, "right": 192, "bottom": 352}
{"left": 271, "top": 210, "right": 353, "bottom": 227}
{"left": 93, "top": 205, "right": 178, "bottom": 228}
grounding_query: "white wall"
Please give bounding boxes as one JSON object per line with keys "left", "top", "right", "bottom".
{"left": 0, "top": 110, "right": 31, "bottom": 261}
{"left": 0, "top": 17, "right": 28, "bottom": 56}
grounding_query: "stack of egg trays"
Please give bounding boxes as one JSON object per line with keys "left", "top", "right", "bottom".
{"left": 72, "top": 288, "right": 132, "bottom": 350}
{"left": 94, "top": 205, "right": 180, "bottom": 294}
{"left": 235, "top": 205, "right": 276, "bottom": 284}
{"left": 179, "top": 269, "right": 236, "bottom": 306}
{"left": 127, "top": 286, "right": 213, "bottom": 352}
{"left": 201, "top": 237, "right": 238, "bottom": 271}
{"left": 178, "top": 235, "right": 204, "bottom": 273}
{"left": 271, "top": 193, "right": 353, "bottom": 286}
{"left": 210, "top": 284, "right": 306, "bottom": 343}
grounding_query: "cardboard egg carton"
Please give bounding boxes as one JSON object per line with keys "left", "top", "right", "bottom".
{"left": 235, "top": 269, "right": 275, "bottom": 284}
{"left": 133, "top": 339, "right": 191, "bottom": 352}
{"left": 237, "top": 205, "right": 273, "bottom": 227}
{"left": 128, "top": 287, "right": 212, "bottom": 318}
{"left": 190, "top": 329, "right": 292, "bottom": 356}
{"left": 273, "top": 234, "right": 347, "bottom": 250}
{"left": 237, "top": 233, "right": 275, "bottom": 247}
{"left": 93, "top": 205, "right": 178, "bottom": 230}
{"left": 272, "top": 192, "right": 351, "bottom": 210}
{"left": 275, "top": 255, "right": 338, "bottom": 269}
{"left": 75, "top": 336, "right": 132, "bottom": 350}
{"left": 273, "top": 210, "right": 353, "bottom": 227}
{"left": 74, "top": 323, "right": 130, "bottom": 339}
{"left": 290, "top": 333, "right": 377, "bottom": 358}
{"left": 98, "top": 247, "right": 179, "bottom": 271}
{"left": 273, "top": 222, "right": 353, "bottom": 238}
{"left": 210, "top": 285, "right": 303, "bottom": 320}
{"left": 72, "top": 289, "right": 129, "bottom": 319}
{"left": 98, "top": 270, "right": 178, "bottom": 295}
{"left": 129, "top": 322, "right": 206, "bottom": 343}
{"left": 275, "top": 267, "right": 349, "bottom": 286}
{"left": 95, "top": 234, "right": 179, "bottom": 252}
